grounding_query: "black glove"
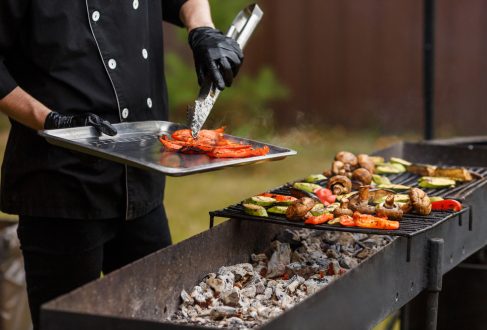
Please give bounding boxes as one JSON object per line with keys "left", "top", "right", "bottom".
{"left": 44, "top": 112, "right": 117, "bottom": 136}
{"left": 189, "top": 27, "right": 244, "bottom": 90}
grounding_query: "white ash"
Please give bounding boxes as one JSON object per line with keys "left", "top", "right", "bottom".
{"left": 170, "top": 229, "right": 392, "bottom": 329}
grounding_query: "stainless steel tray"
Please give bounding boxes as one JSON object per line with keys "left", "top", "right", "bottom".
{"left": 39, "top": 121, "right": 297, "bottom": 176}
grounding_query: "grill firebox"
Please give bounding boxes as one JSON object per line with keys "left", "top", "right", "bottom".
{"left": 41, "top": 142, "right": 487, "bottom": 330}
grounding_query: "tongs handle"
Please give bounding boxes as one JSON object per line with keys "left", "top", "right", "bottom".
{"left": 226, "top": 4, "right": 264, "bottom": 50}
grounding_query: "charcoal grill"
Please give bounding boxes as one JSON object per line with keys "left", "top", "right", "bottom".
{"left": 41, "top": 141, "right": 487, "bottom": 330}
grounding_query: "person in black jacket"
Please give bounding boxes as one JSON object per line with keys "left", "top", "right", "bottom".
{"left": 0, "top": 0, "right": 243, "bottom": 328}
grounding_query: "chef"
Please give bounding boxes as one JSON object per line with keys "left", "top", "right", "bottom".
{"left": 0, "top": 0, "right": 243, "bottom": 328}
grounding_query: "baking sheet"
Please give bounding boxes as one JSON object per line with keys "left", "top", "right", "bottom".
{"left": 39, "top": 121, "right": 297, "bottom": 176}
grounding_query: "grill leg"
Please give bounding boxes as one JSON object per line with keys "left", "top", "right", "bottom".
{"left": 425, "top": 238, "right": 444, "bottom": 330}
{"left": 400, "top": 303, "right": 411, "bottom": 330}
{"left": 209, "top": 215, "right": 215, "bottom": 228}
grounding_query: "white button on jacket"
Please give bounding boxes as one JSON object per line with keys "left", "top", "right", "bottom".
{"left": 133, "top": 0, "right": 139, "bottom": 10}
{"left": 142, "top": 48, "right": 148, "bottom": 59}
{"left": 92, "top": 11, "right": 100, "bottom": 22}
{"left": 108, "top": 59, "right": 116, "bottom": 69}
{"left": 147, "top": 98, "right": 152, "bottom": 108}
{"left": 122, "top": 108, "right": 129, "bottom": 119}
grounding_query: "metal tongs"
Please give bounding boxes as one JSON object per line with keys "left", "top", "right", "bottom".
{"left": 187, "top": 4, "right": 264, "bottom": 138}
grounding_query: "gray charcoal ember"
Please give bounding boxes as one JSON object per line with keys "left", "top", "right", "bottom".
{"left": 227, "top": 317, "right": 245, "bottom": 326}
{"left": 266, "top": 241, "right": 291, "bottom": 278}
{"left": 249, "top": 310, "right": 258, "bottom": 319}
{"left": 301, "top": 279, "right": 321, "bottom": 295}
{"left": 328, "top": 259, "right": 342, "bottom": 275}
{"left": 339, "top": 255, "right": 359, "bottom": 269}
{"left": 253, "top": 263, "right": 267, "bottom": 277}
{"left": 280, "top": 294, "right": 294, "bottom": 310}
{"left": 221, "top": 288, "right": 241, "bottom": 307}
{"left": 286, "top": 278, "right": 302, "bottom": 293}
{"left": 337, "top": 233, "right": 355, "bottom": 247}
{"left": 274, "top": 284, "right": 286, "bottom": 301}
{"left": 224, "top": 263, "right": 253, "bottom": 280}
{"left": 241, "top": 284, "right": 257, "bottom": 298}
{"left": 217, "top": 270, "right": 235, "bottom": 292}
{"left": 207, "top": 277, "right": 225, "bottom": 294}
{"left": 180, "top": 289, "right": 194, "bottom": 305}
{"left": 291, "top": 250, "right": 306, "bottom": 263}
{"left": 322, "top": 231, "right": 341, "bottom": 243}
{"left": 190, "top": 286, "right": 207, "bottom": 304}
{"left": 209, "top": 306, "right": 237, "bottom": 320}
{"left": 181, "top": 305, "right": 198, "bottom": 318}
{"left": 256, "top": 287, "right": 273, "bottom": 301}
{"left": 257, "top": 306, "right": 273, "bottom": 319}
{"left": 326, "top": 248, "right": 340, "bottom": 259}
{"left": 356, "top": 248, "right": 373, "bottom": 259}
{"left": 194, "top": 317, "right": 208, "bottom": 325}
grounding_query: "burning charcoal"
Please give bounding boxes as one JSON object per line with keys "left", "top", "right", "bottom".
{"left": 221, "top": 288, "right": 241, "bottom": 307}
{"left": 356, "top": 248, "right": 373, "bottom": 259}
{"left": 274, "top": 230, "right": 302, "bottom": 248}
{"left": 266, "top": 241, "right": 291, "bottom": 278}
{"left": 274, "top": 284, "right": 286, "bottom": 301}
{"left": 327, "top": 259, "right": 342, "bottom": 275}
{"left": 251, "top": 253, "right": 267, "bottom": 262}
{"left": 209, "top": 306, "right": 237, "bottom": 320}
{"left": 227, "top": 317, "right": 245, "bottom": 326}
{"left": 339, "top": 255, "right": 359, "bottom": 269}
{"left": 180, "top": 289, "right": 194, "bottom": 305}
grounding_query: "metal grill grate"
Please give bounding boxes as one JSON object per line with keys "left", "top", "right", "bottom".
{"left": 210, "top": 166, "right": 485, "bottom": 238}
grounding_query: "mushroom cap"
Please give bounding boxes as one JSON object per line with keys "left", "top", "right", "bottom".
{"left": 352, "top": 168, "right": 372, "bottom": 185}
{"left": 408, "top": 188, "right": 432, "bottom": 215}
{"left": 327, "top": 175, "right": 352, "bottom": 194}
{"left": 335, "top": 151, "right": 358, "bottom": 167}
{"left": 286, "top": 197, "right": 316, "bottom": 221}
{"left": 357, "top": 154, "right": 375, "bottom": 174}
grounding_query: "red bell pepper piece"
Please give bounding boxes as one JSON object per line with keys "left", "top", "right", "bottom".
{"left": 352, "top": 212, "right": 399, "bottom": 230}
{"left": 339, "top": 215, "right": 355, "bottom": 227}
{"left": 313, "top": 188, "right": 336, "bottom": 205}
{"left": 259, "top": 193, "right": 297, "bottom": 204}
{"left": 431, "top": 200, "right": 462, "bottom": 212}
{"left": 304, "top": 213, "right": 334, "bottom": 225}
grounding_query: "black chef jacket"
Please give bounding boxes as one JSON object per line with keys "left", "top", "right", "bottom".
{"left": 0, "top": 0, "right": 187, "bottom": 219}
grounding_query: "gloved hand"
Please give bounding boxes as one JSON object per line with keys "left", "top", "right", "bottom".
{"left": 189, "top": 27, "right": 244, "bottom": 90}
{"left": 44, "top": 112, "right": 117, "bottom": 136}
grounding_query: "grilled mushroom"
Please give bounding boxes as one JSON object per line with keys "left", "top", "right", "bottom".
{"left": 286, "top": 197, "right": 316, "bottom": 221}
{"left": 357, "top": 154, "right": 375, "bottom": 174}
{"left": 408, "top": 187, "right": 432, "bottom": 215}
{"left": 352, "top": 168, "right": 372, "bottom": 189}
{"left": 349, "top": 185, "right": 376, "bottom": 214}
{"left": 331, "top": 160, "right": 346, "bottom": 176}
{"left": 334, "top": 198, "right": 353, "bottom": 218}
{"left": 327, "top": 175, "right": 352, "bottom": 195}
{"left": 335, "top": 151, "right": 358, "bottom": 171}
{"left": 376, "top": 195, "right": 403, "bottom": 220}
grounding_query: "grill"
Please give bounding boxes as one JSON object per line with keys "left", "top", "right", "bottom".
{"left": 41, "top": 141, "right": 487, "bottom": 330}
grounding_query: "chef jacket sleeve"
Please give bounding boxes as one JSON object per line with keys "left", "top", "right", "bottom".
{"left": 161, "top": 0, "right": 188, "bottom": 27}
{"left": 0, "top": 0, "right": 28, "bottom": 99}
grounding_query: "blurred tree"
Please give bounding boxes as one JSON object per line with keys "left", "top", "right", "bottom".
{"left": 165, "top": 0, "right": 288, "bottom": 138}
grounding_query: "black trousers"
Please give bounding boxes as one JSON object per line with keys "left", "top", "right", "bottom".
{"left": 17, "top": 205, "right": 172, "bottom": 330}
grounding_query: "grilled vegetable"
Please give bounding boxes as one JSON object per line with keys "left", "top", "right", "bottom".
{"left": 375, "top": 194, "right": 409, "bottom": 204}
{"left": 372, "top": 174, "right": 391, "bottom": 185}
{"left": 286, "top": 197, "right": 316, "bottom": 221}
{"left": 328, "top": 217, "right": 342, "bottom": 226}
{"left": 243, "top": 203, "right": 268, "bottom": 217}
{"left": 406, "top": 164, "right": 437, "bottom": 176}
{"left": 324, "top": 202, "right": 340, "bottom": 213}
{"left": 429, "top": 196, "right": 444, "bottom": 202}
{"left": 352, "top": 168, "right": 373, "bottom": 188}
{"left": 369, "top": 156, "right": 385, "bottom": 165}
{"left": 310, "top": 203, "right": 327, "bottom": 216}
{"left": 292, "top": 182, "right": 322, "bottom": 194}
{"left": 431, "top": 200, "right": 462, "bottom": 212}
{"left": 245, "top": 196, "right": 276, "bottom": 207}
{"left": 267, "top": 206, "right": 289, "bottom": 215}
{"left": 376, "top": 195, "right": 403, "bottom": 220}
{"left": 339, "top": 215, "right": 355, "bottom": 227}
{"left": 314, "top": 188, "right": 336, "bottom": 205}
{"left": 353, "top": 212, "right": 400, "bottom": 230}
{"left": 335, "top": 151, "right": 358, "bottom": 170}
{"left": 408, "top": 188, "right": 432, "bottom": 215}
{"left": 418, "top": 177, "right": 455, "bottom": 189}
{"left": 304, "top": 213, "right": 334, "bottom": 225}
{"left": 305, "top": 174, "right": 327, "bottom": 183}
{"left": 390, "top": 157, "right": 412, "bottom": 166}
{"left": 376, "top": 183, "right": 411, "bottom": 192}
{"left": 327, "top": 175, "right": 352, "bottom": 195}
{"left": 357, "top": 154, "right": 375, "bottom": 173}
{"left": 376, "top": 163, "right": 406, "bottom": 174}
{"left": 349, "top": 186, "right": 376, "bottom": 214}
{"left": 259, "top": 193, "right": 297, "bottom": 206}
{"left": 333, "top": 198, "right": 353, "bottom": 218}
{"left": 433, "top": 168, "right": 473, "bottom": 182}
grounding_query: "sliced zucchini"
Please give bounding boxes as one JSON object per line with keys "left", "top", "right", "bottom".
{"left": 267, "top": 206, "right": 288, "bottom": 215}
{"left": 325, "top": 202, "right": 340, "bottom": 213}
{"left": 374, "top": 193, "right": 409, "bottom": 205}
{"left": 418, "top": 177, "right": 456, "bottom": 189}
{"left": 369, "top": 156, "right": 385, "bottom": 165}
{"left": 390, "top": 157, "right": 412, "bottom": 167}
{"left": 376, "top": 163, "right": 405, "bottom": 174}
{"left": 310, "top": 203, "right": 326, "bottom": 216}
{"left": 376, "top": 183, "right": 411, "bottom": 192}
{"left": 305, "top": 174, "right": 327, "bottom": 183}
{"left": 243, "top": 203, "right": 268, "bottom": 217}
{"left": 292, "top": 182, "right": 322, "bottom": 193}
{"left": 429, "top": 196, "right": 444, "bottom": 202}
{"left": 244, "top": 196, "right": 276, "bottom": 207}
{"left": 372, "top": 174, "right": 391, "bottom": 185}
{"left": 336, "top": 192, "right": 356, "bottom": 201}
